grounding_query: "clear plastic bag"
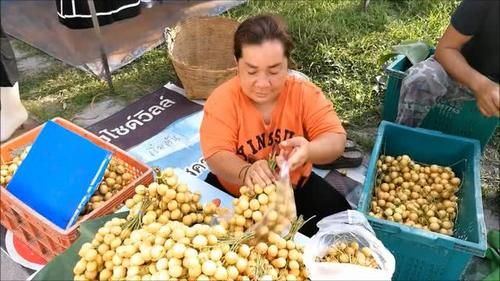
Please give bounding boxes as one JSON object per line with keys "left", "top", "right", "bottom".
{"left": 304, "top": 210, "right": 395, "bottom": 280}
{"left": 250, "top": 160, "right": 297, "bottom": 240}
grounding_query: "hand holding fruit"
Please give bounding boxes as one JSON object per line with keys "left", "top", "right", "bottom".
{"left": 278, "top": 137, "right": 310, "bottom": 171}
{"left": 244, "top": 160, "right": 276, "bottom": 187}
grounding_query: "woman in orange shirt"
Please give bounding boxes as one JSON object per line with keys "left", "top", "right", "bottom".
{"left": 200, "top": 15, "right": 351, "bottom": 236}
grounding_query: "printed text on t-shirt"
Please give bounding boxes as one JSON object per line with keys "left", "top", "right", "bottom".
{"left": 236, "top": 128, "right": 296, "bottom": 161}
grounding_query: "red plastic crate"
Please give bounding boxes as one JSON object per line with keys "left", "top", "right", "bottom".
{"left": 0, "top": 117, "right": 153, "bottom": 261}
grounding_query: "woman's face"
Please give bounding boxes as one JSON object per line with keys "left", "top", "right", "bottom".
{"left": 237, "top": 39, "right": 288, "bottom": 105}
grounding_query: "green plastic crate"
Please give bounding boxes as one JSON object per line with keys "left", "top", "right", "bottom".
{"left": 383, "top": 53, "right": 498, "bottom": 151}
{"left": 383, "top": 54, "right": 414, "bottom": 122}
{"left": 358, "top": 121, "right": 487, "bottom": 281}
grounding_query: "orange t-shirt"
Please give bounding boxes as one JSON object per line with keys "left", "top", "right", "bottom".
{"left": 200, "top": 75, "right": 346, "bottom": 195}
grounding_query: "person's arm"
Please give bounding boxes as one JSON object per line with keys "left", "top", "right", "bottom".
{"left": 206, "top": 151, "right": 276, "bottom": 192}
{"left": 307, "top": 132, "right": 346, "bottom": 164}
{"left": 435, "top": 25, "right": 482, "bottom": 95}
{"left": 279, "top": 83, "right": 346, "bottom": 171}
{"left": 205, "top": 151, "right": 250, "bottom": 186}
{"left": 435, "top": 25, "right": 499, "bottom": 116}
{"left": 279, "top": 132, "right": 345, "bottom": 172}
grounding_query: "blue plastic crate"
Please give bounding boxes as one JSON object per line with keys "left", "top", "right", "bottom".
{"left": 358, "top": 121, "right": 487, "bottom": 280}
{"left": 383, "top": 52, "right": 498, "bottom": 151}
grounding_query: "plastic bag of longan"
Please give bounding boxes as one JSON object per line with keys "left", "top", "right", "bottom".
{"left": 250, "top": 161, "right": 297, "bottom": 241}
{"left": 303, "top": 210, "right": 396, "bottom": 280}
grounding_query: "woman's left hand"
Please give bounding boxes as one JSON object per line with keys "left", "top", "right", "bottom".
{"left": 278, "top": 136, "right": 310, "bottom": 171}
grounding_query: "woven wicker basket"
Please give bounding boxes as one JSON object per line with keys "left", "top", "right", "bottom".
{"left": 165, "top": 16, "right": 239, "bottom": 100}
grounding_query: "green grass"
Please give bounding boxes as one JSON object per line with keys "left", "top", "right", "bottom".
{"left": 17, "top": 41, "right": 176, "bottom": 122}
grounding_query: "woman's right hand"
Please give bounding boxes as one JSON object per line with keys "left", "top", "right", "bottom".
{"left": 474, "top": 78, "right": 499, "bottom": 117}
{"left": 244, "top": 160, "right": 276, "bottom": 187}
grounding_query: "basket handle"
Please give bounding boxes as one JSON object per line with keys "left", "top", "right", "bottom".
{"left": 163, "top": 27, "right": 175, "bottom": 53}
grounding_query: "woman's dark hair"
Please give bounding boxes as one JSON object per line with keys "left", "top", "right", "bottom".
{"left": 233, "top": 14, "right": 293, "bottom": 61}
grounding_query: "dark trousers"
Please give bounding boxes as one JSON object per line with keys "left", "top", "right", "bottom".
{"left": 205, "top": 172, "right": 351, "bottom": 237}
{"left": 1, "top": 26, "right": 18, "bottom": 87}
